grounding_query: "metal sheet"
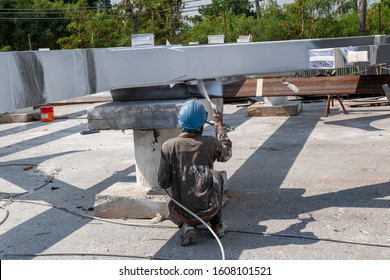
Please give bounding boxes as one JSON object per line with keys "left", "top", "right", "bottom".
{"left": 0, "top": 53, "right": 11, "bottom": 113}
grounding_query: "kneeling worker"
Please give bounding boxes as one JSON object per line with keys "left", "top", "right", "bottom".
{"left": 158, "top": 99, "right": 232, "bottom": 246}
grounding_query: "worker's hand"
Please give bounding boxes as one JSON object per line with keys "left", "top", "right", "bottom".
{"left": 213, "top": 112, "right": 223, "bottom": 126}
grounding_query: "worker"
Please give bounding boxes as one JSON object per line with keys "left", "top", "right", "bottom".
{"left": 158, "top": 99, "right": 232, "bottom": 246}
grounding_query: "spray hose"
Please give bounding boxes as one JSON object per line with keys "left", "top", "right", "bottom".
{"left": 167, "top": 80, "right": 225, "bottom": 259}
{"left": 164, "top": 189, "right": 226, "bottom": 260}
{"left": 198, "top": 80, "right": 218, "bottom": 114}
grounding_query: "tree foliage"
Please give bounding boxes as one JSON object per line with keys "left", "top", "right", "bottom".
{"left": 0, "top": 0, "right": 388, "bottom": 51}
{"left": 198, "top": 0, "right": 255, "bottom": 17}
{"left": 57, "top": 0, "right": 127, "bottom": 48}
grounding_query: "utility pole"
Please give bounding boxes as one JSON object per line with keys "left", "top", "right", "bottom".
{"left": 378, "top": 3, "right": 382, "bottom": 33}
{"left": 358, "top": 0, "right": 367, "bottom": 35}
{"left": 255, "top": 0, "right": 264, "bottom": 19}
{"left": 223, "top": 10, "right": 227, "bottom": 42}
{"left": 124, "top": 0, "right": 139, "bottom": 34}
{"left": 28, "top": 34, "right": 32, "bottom": 51}
{"left": 301, "top": 5, "right": 304, "bottom": 39}
{"left": 255, "top": 0, "right": 260, "bottom": 19}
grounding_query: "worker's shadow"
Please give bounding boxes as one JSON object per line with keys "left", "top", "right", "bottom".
{"left": 153, "top": 105, "right": 322, "bottom": 259}
{"left": 153, "top": 104, "right": 390, "bottom": 260}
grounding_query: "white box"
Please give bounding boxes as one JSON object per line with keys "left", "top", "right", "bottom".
{"left": 131, "top": 33, "right": 155, "bottom": 47}
{"left": 346, "top": 51, "right": 369, "bottom": 63}
{"left": 309, "top": 48, "right": 345, "bottom": 69}
{"left": 208, "top": 35, "right": 225, "bottom": 44}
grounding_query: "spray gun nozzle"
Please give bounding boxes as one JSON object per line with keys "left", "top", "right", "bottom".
{"left": 197, "top": 79, "right": 219, "bottom": 116}
{"left": 211, "top": 103, "right": 218, "bottom": 114}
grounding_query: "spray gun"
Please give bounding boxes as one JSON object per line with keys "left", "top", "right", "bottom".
{"left": 197, "top": 80, "right": 218, "bottom": 115}
{"left": 196, "top": 80, "right": 235, "bottom": 131}
{"left": 197, "top": 80, "right": 222, "bottom": 129}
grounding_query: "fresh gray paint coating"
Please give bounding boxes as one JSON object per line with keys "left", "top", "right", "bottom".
{"left": 1, "top": 35, "right": 389, "bottom": 113}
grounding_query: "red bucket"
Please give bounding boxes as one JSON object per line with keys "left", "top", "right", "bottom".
{"left": 40, "top": 106, "right": 54, "bottom": 122}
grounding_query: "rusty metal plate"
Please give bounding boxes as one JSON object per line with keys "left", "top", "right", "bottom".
{"left": 223, "top": 74, "right": 390, "bottom": 98}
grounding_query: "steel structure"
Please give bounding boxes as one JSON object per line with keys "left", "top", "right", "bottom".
{"left": 101, "top": 35, "right": 390, "bottom": 90}
{"left": 222, "top": 74, "right": 390, "bottom": 99}
{"left": 1, "top": 35, "right": 390, "bottom": 113}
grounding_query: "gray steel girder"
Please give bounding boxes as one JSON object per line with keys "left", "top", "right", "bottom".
{"left": 95, "top": 35, "right": 390, "bottom": 90}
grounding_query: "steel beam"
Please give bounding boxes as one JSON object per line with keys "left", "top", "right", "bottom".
{"left": 222, "top": 74, "right": 390, "bottom": 99}
{"left": 2, "top": 35, "right": 390, "bottom": 113}
{"left": 97, "top": 35, "right": 390, "bottom": 90}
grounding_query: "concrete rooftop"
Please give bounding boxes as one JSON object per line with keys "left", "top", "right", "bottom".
{"left": 1, "top": 98, "right": 390, "bottom": 260}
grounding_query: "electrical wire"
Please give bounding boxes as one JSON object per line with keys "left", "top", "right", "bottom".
{"left": 230, "top": 229, "right": 390, "bottom": 249}
{"left": 0, "top": 0, "right": 262, "bottom": 21}
{"left": 3, "top": 196, "right": 390, "bottom": 261}
{"left": 1, "top": 252, "right": 163, "bottom": 260}
{"left": 0, "top": 163, "right": 54, "bottom": 226}
{"left": 164, "top": 189, "right": 226, "bottom": 260}
{"left": 2, "top": 164, "right": 390, "bottom": 260}
{"left": 3, "top": 198, "right": 176, "bottom": 229}
{"left": 10, "top": 194, "right": 390, "bottom": 252}
{"left": 0, "top": 204, "right": 9, "bottom": 226}
{"left": 0, "top": 5, "right": 113, "bottom": 11}
{"left": 0, "top": 176, "right": 55, "bottom": 200}
{"left": 0, "top": 16, "right": 126, "bottom": 21}
{"left": 0, "top": 159, "right": 226, "bottom": 259}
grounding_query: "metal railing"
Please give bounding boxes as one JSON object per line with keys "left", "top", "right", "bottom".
{"left": 296, "top": 63, "right": 389, "bottom": 78}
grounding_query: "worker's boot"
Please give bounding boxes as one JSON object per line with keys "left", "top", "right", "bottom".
{"left": 180, "top": 223, "right": 196, "bottom": 246}
{"left": 211, "top": 222, "right": 227, "bottom": 238}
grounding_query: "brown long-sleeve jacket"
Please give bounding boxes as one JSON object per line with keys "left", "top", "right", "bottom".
{"left": 158, "top": 128, "right": 232, "bottom": 226}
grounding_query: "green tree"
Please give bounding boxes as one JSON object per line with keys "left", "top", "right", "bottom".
{"left": 0, "top": 0, "right": 73, "bottom": 51}
{"left": 187, "top": 0, "right": 286, "bottom": 43}
{"left": 199, "top": 0, "right": 255, "bottom": 17}
{"left": 139, "top": 0, "right": 186, "bottom": 45}
{"left": 252, "top": 0, "right": 286, "bottom": 41}
{"left": 58, "top": 0, "right": 128, "bottom": 48}
{"left": 27, "top": 0, "right": 71, "bottom": 50}
{"left": 1, "top": 0, "right": 385, "bottom": 51}
{"left": 188, "top": 0, "right": 255, "bottom": 43}
{"left": 0, "top": 0, "right": 15, "bottom": 50}
{"left": 185, "top": 16, "right": 225, "bottom": 44}
{"left": 284, "top": 0, "right": 358, "bottom": 39}
{"left": 116, "top": 0, "right": 185, "bottom": 45}
{"left": 365, "top": 1, "right": 390, "bottom": 34}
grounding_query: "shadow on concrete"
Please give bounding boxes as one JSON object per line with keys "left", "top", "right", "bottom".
{"left": 0, "top": 162, "right": 135, "bottom": 260}
{"left": 0, "top": 116, "right": 136, "bottom": 260}
{"left": 324, "top": 113, "right": 390, "bottom": 131}
{"left": 0, "top": 122, "right": 45, "bottom": 138}
{"left": 152, "top": 104, "right": 321, "bottom": 259}
{"left": 0, "top": 112, "right": 88, "bottom": 159}
{"left": 0, "top": 109, "right": 88, "bottom": 139}
{"left": 2, "top": 104, "right": 389, "bottom": 260}
{"left": 152, "top": 104, "right": 390, "bottom": 260}
{"left": 0, "top": 152, "right": 83, "bottom": 198}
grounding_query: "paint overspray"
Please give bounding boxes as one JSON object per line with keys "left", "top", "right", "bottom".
{"left": 197, "top": 80, "right": 218, "bottom": 115}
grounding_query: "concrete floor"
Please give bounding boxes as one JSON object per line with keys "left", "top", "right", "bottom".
{"left": 1, "top": 98, "right": 390, "bottom": 260}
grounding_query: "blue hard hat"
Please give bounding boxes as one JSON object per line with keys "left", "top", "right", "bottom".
{"left": 178, "top": 99, "right": 208, "bottom": 132}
